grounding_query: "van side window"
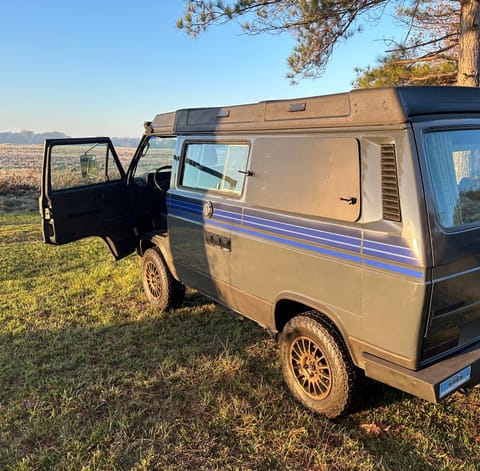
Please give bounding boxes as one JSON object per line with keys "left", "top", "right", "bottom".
{"left": 50, "top": 142, "right": 122, "bottom": 190}
{"left": 248, "top": 137, "right": 361, "bottom": 222}
{"left": 424, "top": 130, "right": 480, "bottom": 228}
{"left": 181, "top": 143, "right": 249, "bottom": 195}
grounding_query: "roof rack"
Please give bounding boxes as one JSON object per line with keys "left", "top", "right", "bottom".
{"left": 149, "top": 87, "right": 480, "bottom": 135}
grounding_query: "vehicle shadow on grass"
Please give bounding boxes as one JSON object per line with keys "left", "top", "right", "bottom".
{"left": 354, "top": 374, "right": 410, "bottom": 411}
{"left": 0, "top": 294, "right": 285, "bottom": 469}
{"left": 0, "top": 293, "right": 477, "bottom": 470}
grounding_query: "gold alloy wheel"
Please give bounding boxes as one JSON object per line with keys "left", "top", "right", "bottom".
{"left": 145, "top": 261, "right": 161, "bottom": 298}
{"left": 290, "top": 336, "right": 332, "bottom": 400}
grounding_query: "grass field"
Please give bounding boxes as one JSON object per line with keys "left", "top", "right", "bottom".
{"left": 1, "top": 145, "right": 479, "bottom": 470}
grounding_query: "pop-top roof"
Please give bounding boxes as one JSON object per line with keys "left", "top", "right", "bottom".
{"left": 147, "top": 87, "right": 480, "bottom": 135}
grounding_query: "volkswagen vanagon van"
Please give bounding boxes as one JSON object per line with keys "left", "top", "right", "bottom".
{"left": 39, "top": 87, "right": 480, "bottom": 417}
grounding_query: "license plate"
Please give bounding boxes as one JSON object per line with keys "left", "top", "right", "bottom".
{"left": 439, "top": 366, "right": 472, "bottom": 399}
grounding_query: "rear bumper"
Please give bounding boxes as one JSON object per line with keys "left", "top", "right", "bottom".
{"left": 363, "top": 341, "right": 480, "bottom": 403}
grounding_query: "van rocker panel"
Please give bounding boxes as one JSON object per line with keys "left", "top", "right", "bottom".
{"left": 363, "top": 340, "right": 480, "bottom": 402}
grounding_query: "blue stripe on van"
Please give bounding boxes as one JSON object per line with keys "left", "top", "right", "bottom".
{"left": 208, "top": 219, "right": 363, "bottom": 264}
{"left": 364, "top": 259, "right": 424, "bottom": 278}
{"left": 169, "top": 198, "right": 203, "bottom": 216}
{"left": 214, "top": 208, "right": 243, "bottom": 225}
{"left": 363, "top": 239, "right": 420, "bottom": 266}
{"left": 214, "top": 207, "right": 362, "bottom": 254}
{"left": 243, "top": 214, "right": 362, "bottom": 253}
{"left": 167, "top": 195, "right": 423, "bottom": 279}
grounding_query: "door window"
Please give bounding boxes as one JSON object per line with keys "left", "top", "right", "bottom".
{"left": 50, "top": 142, "right": 122, "bottom": 190}
{"left": 180, "top": 143, "right": 249, "bottom": 195}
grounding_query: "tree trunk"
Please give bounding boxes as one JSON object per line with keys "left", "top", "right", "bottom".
{"left": 457, "top": 0, "right": 480, "bottom": 86}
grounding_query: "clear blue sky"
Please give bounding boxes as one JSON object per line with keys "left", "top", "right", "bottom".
{"left": 0, "top": 1, "right": 402, "bottom": 138}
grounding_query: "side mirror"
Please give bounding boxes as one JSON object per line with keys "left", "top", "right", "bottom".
{"left": 80, "top": 154, "right": 98, "bottom": 178}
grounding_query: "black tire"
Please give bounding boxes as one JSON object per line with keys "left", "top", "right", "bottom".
{"left": 142, "top": 247, "right": 185, "bottom": 310}
{"left": 279, "top": 313, "right": 357, "bottom": 418}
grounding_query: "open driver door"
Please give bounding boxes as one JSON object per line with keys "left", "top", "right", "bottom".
{"left": 39, "top": 137, "right": 136, "bottom": 259}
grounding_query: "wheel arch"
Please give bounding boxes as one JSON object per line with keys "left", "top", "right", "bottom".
{"left": 139, "top": 234, "right": 181, "bottom": 282}
{"left": 138, "top": 237, "right": 155, "bottom": 256}
{"left": 274, "top": 293, "right": 358, "bottom": 366}
{"left": 141, "top": 245, "right": 185, "bottom": 309}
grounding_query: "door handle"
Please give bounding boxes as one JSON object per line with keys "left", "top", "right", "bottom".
{"left": 339, "top": 197, "right": 357, "bottom": 205}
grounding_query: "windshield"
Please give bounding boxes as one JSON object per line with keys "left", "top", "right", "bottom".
{"left": 423, "top": 129, "right": 480, "bottom": 228}
{"left": 133, "top": 136, "right": 176, "bottom": 178}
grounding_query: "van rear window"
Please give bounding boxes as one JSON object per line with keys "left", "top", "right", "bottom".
{"left": 424, "top": 130, "right": 480, "bottom": 228}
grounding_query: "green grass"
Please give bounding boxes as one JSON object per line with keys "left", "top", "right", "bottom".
{"left": 1, "top": 212, "right": 479, "bottom": 470}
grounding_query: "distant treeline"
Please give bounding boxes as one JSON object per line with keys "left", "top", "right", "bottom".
{"left": 0, "top": 131, "right": 69, "bottom": 144}
{"left": 0, "top": 131, "right": 139, "bottom": 148}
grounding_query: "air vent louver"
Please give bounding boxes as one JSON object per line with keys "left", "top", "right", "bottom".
{"left": 381, "top": 144, "right": 402, "bottom": 222}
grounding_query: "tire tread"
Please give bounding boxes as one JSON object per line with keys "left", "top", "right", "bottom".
{"left": 279, "top": 311, "right": 357, "bottom": 418}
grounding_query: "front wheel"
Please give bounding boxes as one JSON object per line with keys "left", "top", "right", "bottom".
{"left": 279, "top": 314, "right": 357, "bottom": 418}
{"left": 142, "top": 247, "right": 185, "bottom": 310}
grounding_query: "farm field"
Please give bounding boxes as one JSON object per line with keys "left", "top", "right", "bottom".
{"left": 0, "top": 144, "right": 134, "bottom": 213}
{"left": 0, "top": 144, "right": 479, "bottom": 470}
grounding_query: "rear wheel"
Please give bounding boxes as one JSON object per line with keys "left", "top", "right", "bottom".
{"left": 279, "top": 313, "right": 357, "bottom": 418}
{"left": 142, "top": 247, "right": 185, "bottom": 310}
